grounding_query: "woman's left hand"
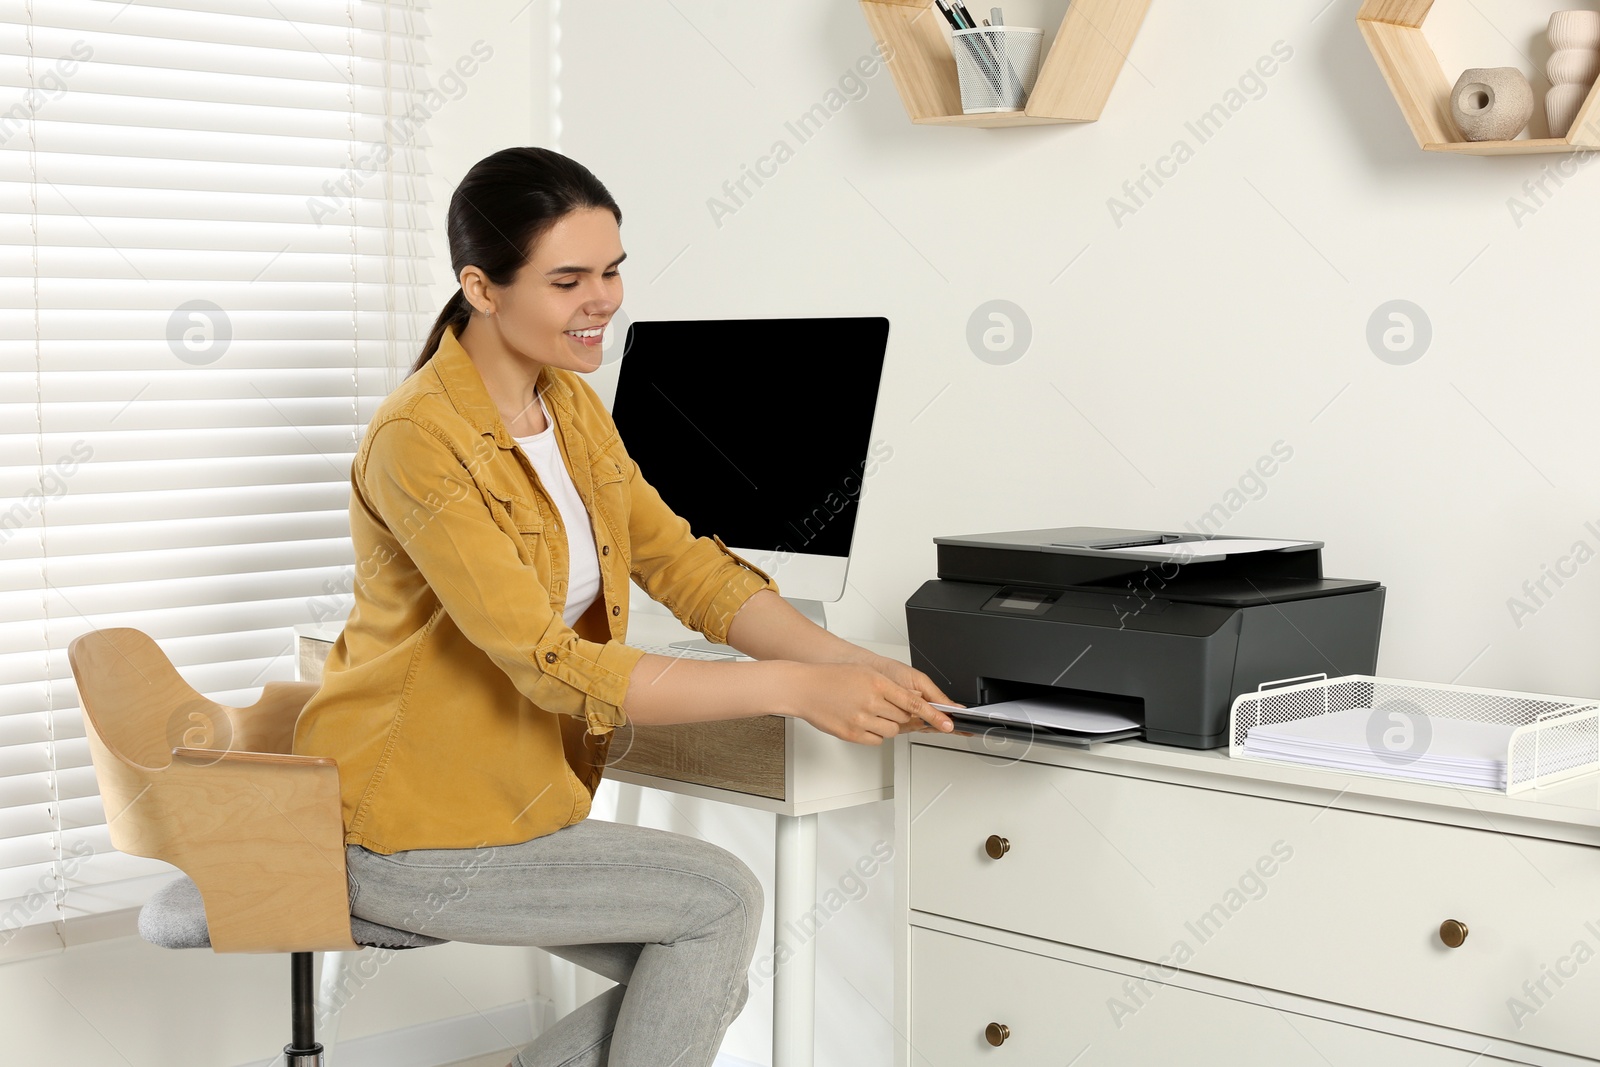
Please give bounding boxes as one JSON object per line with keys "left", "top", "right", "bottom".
{"left": 855, "top": 653, "right": 965, "bottom": 734}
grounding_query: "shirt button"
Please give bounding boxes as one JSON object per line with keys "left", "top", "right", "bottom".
{"left": 601, "top": 545, "right": 609, "bottom": 555}
{"left": 612, "top": 605, "right": 621, "bottom": 616}
{"left": 544, "top": 651, "right": 557, "bottom": 663}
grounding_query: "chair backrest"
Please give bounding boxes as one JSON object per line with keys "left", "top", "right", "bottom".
{"left": 69, "top": 628, "right": 360, "bottom": 953}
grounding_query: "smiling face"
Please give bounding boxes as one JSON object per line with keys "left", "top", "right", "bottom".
{"left": 461, "top": 205, "right": 625, "bottom": 374}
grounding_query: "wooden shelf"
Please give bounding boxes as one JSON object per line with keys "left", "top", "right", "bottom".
{"left": 1358, "top": 0, "right": 1600, "bottom": 154}
{"left": 860, "top": 0, "right": 1150, "bottom": 128}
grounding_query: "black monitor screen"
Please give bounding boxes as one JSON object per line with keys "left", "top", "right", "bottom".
{"left": 609, "top": 317, "right": 889, "bottom": 559}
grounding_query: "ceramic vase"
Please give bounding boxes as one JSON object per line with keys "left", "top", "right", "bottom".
{"left": 1451, "top": 67, "right": 1534, "bottom": 141}
{"left": 1547, "top": 10, "right": 1600, "bottom": 137}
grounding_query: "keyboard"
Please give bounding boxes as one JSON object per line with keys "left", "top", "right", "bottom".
{"left": 627, "top": 642, "right": 747, "bottom": 661}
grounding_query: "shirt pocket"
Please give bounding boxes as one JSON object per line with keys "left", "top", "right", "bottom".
{"left": 589, "top": 437, "right": 631, "bottom": 551}
{"left": 485, "top": 484, "right": 543, "bottom": 564}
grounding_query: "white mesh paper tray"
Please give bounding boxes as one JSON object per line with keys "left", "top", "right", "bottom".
{"left": 1228, "top": 674, "right": 1600, "bottom": 795}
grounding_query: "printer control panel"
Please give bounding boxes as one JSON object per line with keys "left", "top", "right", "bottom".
{"left": 980, "top": 585, "right": 1169, "bottom": 618}
{"left": 982, "top": 588, "right": 1058, "bottom": 615}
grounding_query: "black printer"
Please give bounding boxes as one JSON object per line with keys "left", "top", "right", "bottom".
{"left": 903, "top": 527, "right": 1385, "bottom": 749}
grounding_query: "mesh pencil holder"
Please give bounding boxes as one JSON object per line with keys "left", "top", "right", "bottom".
{"left": 951, "top": 26, "right": 1043, "bottom": 114}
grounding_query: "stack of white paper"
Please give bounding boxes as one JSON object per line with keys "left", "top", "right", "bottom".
{"left": 1243, "top": 708, "right": 1515, "bottom": 788}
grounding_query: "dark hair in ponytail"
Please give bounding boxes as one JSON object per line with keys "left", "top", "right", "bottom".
{"left": 413, "top": 147, "right": 622, "bottom": 374}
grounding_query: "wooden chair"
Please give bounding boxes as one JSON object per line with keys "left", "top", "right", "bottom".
{"left": 69, "top": 627, "right": 445, "bottom": 1067}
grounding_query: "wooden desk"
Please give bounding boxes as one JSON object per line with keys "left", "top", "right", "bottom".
{"left": 295, "top": 611, "right": 899, "bottom": 1067}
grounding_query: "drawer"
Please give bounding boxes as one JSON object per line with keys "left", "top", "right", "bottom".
{"left": 908, "top": 744, "right": 1600, "bottom": 1058}
{"left": 909, "top": 926, "right": 1529, "bottom": 1066}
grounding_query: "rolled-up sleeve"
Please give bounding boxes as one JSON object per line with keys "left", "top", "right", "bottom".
{"left": 619, "top": 444, "right": 780, "bottom": 645}
{"left": 531, "top": 629, "right": 644, "bottom": 734}
{"left": 361, "top": 417, "right": 644, "bottom": 735}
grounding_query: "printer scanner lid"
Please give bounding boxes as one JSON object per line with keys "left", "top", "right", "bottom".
{"left": 932, "top": 526, "right": 1322, "bottom": 557}
{"left": 931, "top": 526, "right": 1377, "bottom": 606}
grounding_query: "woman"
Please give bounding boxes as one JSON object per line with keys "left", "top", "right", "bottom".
{"left": 292, "top": 146, "right": 957, "bottom": 1067}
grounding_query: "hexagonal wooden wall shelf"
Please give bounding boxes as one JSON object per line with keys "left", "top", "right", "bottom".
{"left": 1358, "top": 0, "right": 1600, "bottom": 154}
{"left": 860, "top": 0, "right": 1150, "bottom": 128}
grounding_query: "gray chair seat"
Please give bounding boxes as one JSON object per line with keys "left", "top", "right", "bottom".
{"left": 139, "top": 875, "right": 448, "bottom": 951}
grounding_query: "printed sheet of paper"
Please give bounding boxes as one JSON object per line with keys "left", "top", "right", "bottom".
{"left": 932, "top": 698, "right": 1139, "bottom": 734}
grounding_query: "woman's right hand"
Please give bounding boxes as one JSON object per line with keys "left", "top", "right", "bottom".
{"left": 786, "top": 661, "right": 955, "bottom": 746}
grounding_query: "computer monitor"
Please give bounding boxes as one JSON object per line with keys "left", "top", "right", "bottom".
{"left": 609, "top": 316, "right": 890, "bottom": 639}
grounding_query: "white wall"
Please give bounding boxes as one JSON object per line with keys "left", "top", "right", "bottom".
{"left": 420, "top": 0, "right": 550, "bottom": 329}
{"left": 559, "top": 0, "right": 1600, "bottom": 1063}
{"left": 561, "top": 0, "right": 1600, "bottom": 696}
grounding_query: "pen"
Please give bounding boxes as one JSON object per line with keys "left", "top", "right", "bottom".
{"left": 952, "top": 0, "right": 1007, "bottom": 94}
{"left": 932, "top": 0, "right": 964, "bottom": 29}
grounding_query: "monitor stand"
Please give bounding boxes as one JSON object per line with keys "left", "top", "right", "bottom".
{"left": 669, "top": 597, "right": 828, "bottom": 657}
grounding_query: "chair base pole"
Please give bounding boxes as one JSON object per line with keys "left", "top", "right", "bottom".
{"left": 287, "top": 951, "right": 324, "bottom": 1065}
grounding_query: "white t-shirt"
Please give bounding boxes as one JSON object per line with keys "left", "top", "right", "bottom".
{"left": 512, "top": 395, "right": 602, "bottom": 628}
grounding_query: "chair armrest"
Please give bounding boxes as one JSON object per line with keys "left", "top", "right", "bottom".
{"left": 140, "top": 748, "right": 360, "bottom": 953}
{"left": 171, "top": 748, "right": 335, "bottom": 768}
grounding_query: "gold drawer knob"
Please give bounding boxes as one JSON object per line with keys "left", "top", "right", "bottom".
{"left": 1439, "top": 919, "right": 1469, "bottom": 948}
{"left": 985, "top": 1022, "right": 1010, "bottom": 1046}
{"left": 985, "top": 835, "right": 1010, "bottom": 859}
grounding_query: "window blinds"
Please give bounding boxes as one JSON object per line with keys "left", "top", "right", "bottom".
{"left": 0, "top": 0, "right": 432, "bottom": 960}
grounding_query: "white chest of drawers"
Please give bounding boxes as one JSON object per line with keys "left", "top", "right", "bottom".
{"left": 894, "top": 730, "right": 1600, "bottom": 1066}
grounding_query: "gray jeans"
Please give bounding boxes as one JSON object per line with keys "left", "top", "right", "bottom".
{"left": 344, "top": 817, "right": 764, "bottom": 1067}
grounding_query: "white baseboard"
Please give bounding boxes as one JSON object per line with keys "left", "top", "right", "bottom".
{"left": 230, "top": 1001, "right": 764, "bottom": 1067}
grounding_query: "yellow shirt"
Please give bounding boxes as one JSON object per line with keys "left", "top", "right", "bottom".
{"left": 292, "top": 327, "right": 779, "bottom": 854}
